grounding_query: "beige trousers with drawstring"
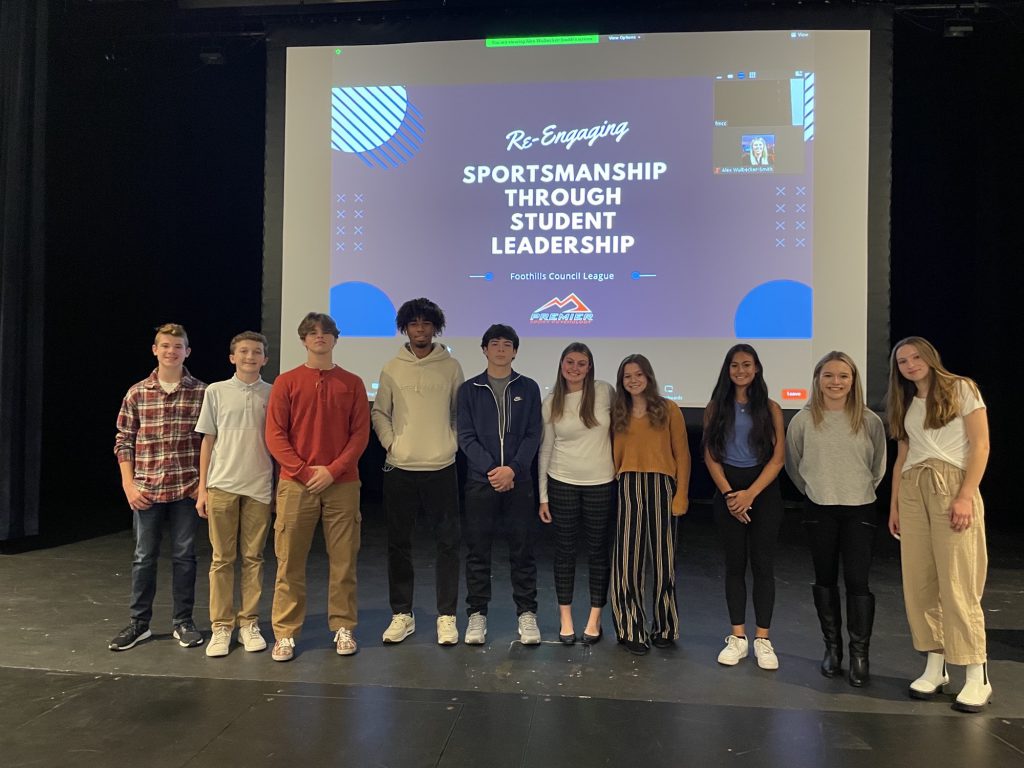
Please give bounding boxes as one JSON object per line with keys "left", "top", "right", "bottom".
{"left": 898, "top": 458, "right": 988, "bottom": 665}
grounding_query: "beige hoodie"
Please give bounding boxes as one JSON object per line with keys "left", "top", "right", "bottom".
{"left": 371, "top": 343, "right": 465, "bottom": 471}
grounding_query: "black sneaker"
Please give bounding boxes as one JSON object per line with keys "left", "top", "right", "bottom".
{"left": 173, "top": 619, "right": 204, "bottom": 648}
{"left": 109, "top": 620, "right": 152, "bottom": 651}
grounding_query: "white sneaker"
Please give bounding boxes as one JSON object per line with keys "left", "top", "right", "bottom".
{"left": 465, "top": 612, "right": 487, "bottom": 645}
{"left": 909, "top": 652, "right": 949, "bottom": 700}
{"left": 953, "top": 663, "right": 992, "bottom": 713}
{"left": 518, "top": 611, "right": 541, "bottom": 645}
{"left": 717, "top": 635, "right": 749, "bottom": 666}
{"left": 238, "top": 621, "right": 267, "bottom": 652}
{"left": 205, "top": 627, "right": 231, "bottom": 657}
{"left": 753, "top": 637, "right": 780, "bottom": 670}
{"left": 382, "top": 613, "right": 416, "bottom": 644}
{"left": 437, "top": 615, "right": 459, "bottom": 646}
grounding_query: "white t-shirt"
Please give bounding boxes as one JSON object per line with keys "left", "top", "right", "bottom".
{"left": 195, "top": 376, "right": 275, "bottom": 503}
{"left": 903, "top": 379, "right": 985, "bottom": 471}
{"left": 538, "top": 381, "right": 615, "bottom": 502}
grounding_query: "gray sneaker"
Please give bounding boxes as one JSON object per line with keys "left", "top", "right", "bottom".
{"left": 464, "top": 612, "right": 487, "bottom": 645}
{"left": 518, "top": 611, "right": 541, "bottom": 645}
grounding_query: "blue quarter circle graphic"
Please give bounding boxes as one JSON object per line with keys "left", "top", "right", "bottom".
{"left": 734, "top": 280, "right": 812, "bottom": 339}
{"left": 329, "top": 282, "right": 396, "bottom": 337}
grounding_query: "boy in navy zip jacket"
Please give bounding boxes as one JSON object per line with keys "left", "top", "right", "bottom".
{"left": 457, "top": 324, "right": 543, "bottom": 645}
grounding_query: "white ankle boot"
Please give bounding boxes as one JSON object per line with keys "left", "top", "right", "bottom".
{"left": 909, "top": 652, "right": 949, "bottom": 699}
{"left": 953, "top": 663, "right": 992, "bottom": 713}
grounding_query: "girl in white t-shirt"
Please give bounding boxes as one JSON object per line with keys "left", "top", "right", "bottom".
{"left": 538, "top": 343, "right": 616, "bottom": 645}
{"left": 887, "top": 336, "right": 991, "bottom": 712}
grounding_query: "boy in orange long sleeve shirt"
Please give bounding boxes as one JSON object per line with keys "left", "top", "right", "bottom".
{"left": 265, "top": 312, "right": 370, "bottom": 661}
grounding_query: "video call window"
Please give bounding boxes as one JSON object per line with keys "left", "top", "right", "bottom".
{"left": 714, "top": 80, "right": 794, "bottom": 126}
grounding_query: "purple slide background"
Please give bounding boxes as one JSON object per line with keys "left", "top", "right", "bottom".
{"left": 330, "top": 78, "right": 813, "bottom": 338}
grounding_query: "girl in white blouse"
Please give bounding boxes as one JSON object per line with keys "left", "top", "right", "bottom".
{"left": 538, "top": 343, "right": 616, "bottom": 644}
{"left": 888, "top": 336, "right": 991, "bottom": 712}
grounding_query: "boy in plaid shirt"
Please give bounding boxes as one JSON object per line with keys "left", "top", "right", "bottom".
{"left": 109, "top": 323, "right": 207, "bottom": 651}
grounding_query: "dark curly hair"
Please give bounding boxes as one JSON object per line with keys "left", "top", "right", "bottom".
{"left": 395, "top": 298, "right": 446, "bottom": 335}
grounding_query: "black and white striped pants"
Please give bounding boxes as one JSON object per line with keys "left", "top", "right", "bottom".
{"left": 610, "top": 471, "right": 678, "bottom": 644}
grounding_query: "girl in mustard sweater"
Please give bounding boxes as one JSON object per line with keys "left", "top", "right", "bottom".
{"left": 609, "top": 354, "right": 690, "bottom": 655}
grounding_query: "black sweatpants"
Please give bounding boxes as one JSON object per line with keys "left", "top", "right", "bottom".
{"left": 463, "top": 479, "right": 538, "bottom": 617}
{"left": 383, "top": 464, "right": 461, "bottom": 616}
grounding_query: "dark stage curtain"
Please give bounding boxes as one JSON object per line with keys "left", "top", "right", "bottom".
{"left": 0, "top": 1, "right": 47, "bottom": 541}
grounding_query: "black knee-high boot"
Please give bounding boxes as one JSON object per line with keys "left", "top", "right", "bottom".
{"left": 847, "top": 593, "right": 875, "bottom": 687}
{"left": 812, "top": 585, "right": 842, "bottom": 678}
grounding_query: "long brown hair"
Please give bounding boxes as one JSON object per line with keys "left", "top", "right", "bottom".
{"left": 549, "top": 342, "right": 598, "bottom": 428}
{"left": 611, "top": 354, "right": 668, "bottom": 433}
{"left": 886, "top": 336, "right": 980, "bottom": 440}
{"left": 808, "top": 351, "right": 866, "bottom": 434}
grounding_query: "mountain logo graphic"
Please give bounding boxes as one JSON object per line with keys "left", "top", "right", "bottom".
{"left": 530, "top": 293, "right": 594, "bottom": 325}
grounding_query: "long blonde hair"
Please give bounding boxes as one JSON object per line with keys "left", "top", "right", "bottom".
{"left": 808, "top": 351, "right": 866, "bottom": 434}
{"left": 549, "top": 342, "right": 598, "bottom": 428}
{"left": 886, "top": 336, "right": 980, "bottom": 440}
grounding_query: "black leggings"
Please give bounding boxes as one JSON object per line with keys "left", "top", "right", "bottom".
{"left": 803, "top": 501, "right": 876, "bottom": 595}
{"left": 712, "top": 464, "right": 783, "bottom": 629}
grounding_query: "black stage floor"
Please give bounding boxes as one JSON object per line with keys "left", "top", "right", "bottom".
{"left": 2, "top": 504, "right": 1023, "bottom": 767}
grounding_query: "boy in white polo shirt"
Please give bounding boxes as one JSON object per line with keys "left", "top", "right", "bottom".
{"left": 196, "top": 331, "right": 275, "bottom": 657}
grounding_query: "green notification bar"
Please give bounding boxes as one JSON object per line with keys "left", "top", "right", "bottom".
{"left": 485, "top": 35, "right": 599, "bottom": 48}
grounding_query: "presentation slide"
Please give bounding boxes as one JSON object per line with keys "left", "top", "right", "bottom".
{"left": 279, "top": 30, "right": 870, "bottom": 407}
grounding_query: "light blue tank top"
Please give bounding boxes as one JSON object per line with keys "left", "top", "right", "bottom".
{"left": 723, "top": 400, "right": 760, "bottom": 468}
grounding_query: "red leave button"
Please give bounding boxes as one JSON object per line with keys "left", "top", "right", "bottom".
{"left": 782, "top": 389, "right": 808, "bottom": 400}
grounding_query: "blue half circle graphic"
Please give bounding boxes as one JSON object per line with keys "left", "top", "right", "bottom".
{"left": 734, "top": 280, "right": 812, "bottom": 339}
{"left": 329, "top": 281, "right": 396, "bottom": 337}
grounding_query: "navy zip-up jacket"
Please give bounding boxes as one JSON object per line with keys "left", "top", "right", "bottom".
{"left": 456, "top": 369, "right": 542, "bottom": 485}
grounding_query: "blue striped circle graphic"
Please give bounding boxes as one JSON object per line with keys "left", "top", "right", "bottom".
{"left": 330, "top": 86, "right": 425, "bottom": 169}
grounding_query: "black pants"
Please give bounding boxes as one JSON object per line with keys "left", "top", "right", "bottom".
{"left": 463, "top": 479, "right": 538, "bottom": 617}
{"left": 712, "top": 464, "right": 783, "bottom": 629}
{"left": 803, "top": 501, "right": 876, "bottom": 595}
{"left": 547, "top": 477, "right": 615, "bottom": 607}
{"left": 383, "top": 464, "right": 461, "bottom": 616}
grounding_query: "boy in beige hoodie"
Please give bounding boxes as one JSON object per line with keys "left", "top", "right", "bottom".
{"left": 371, "top": 298, "right": 465, "bottom": 645}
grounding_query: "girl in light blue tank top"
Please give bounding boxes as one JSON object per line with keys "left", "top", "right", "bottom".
{"left": 702, "top": 344, "right": 786, "bottom": 671}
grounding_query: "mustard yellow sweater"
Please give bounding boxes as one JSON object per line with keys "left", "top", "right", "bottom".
{"left": 613, "top": 404, "right": 690, "bottom": 512}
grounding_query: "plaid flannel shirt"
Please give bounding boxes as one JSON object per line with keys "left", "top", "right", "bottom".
{"left": 114, "top": 367, "right": 207, "bottom": 503}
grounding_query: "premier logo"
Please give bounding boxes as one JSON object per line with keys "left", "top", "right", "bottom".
{"left": 530, "top": 293, "right": 594, "bottom": 325}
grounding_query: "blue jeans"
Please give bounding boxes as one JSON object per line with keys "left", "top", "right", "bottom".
{"left": 130, "top": 498, "right": 198, "bottom": 625}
